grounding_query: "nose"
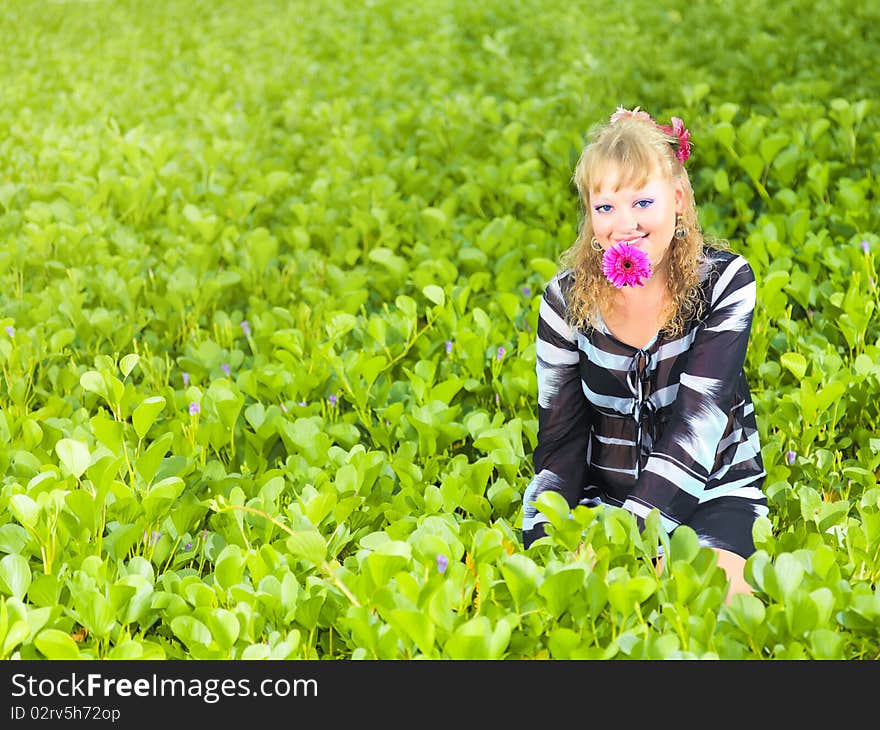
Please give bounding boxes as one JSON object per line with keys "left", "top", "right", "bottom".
{"left": 614, "top": 207, "right": 640, "bottom": 233}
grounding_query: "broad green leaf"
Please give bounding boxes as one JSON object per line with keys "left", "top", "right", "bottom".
{"left": 9, "top": 495, "right": 39, "bottom": 529}
{"left": 90, "top": 414, "right": 124, "bottom": 453}
{"left": 2, "top": 619, "right": 30, "bottom": 658}
{"left": 286, "top": 530, "right": 327, "bottom": 566}
{"left": 208, "top": 608, "right": 240, "bottom": 650}
{"left": 387, "top": 608, "right": 436, "bottom": 656}
{"left": 809, "top": 629, "right": 844, "bottom": 660}
{"left": 214, "top": 547, "right": 245, "bottom": 590}
{"left": 78, "top": 592, "right": 116, "bottom": 638}
{"left": 422, "top": 284, "right": 445, "bottom": 307}
{"left": 531, "top": 490, "right": 570, "bottom": 530}
{"left": 80, "top": 370, "right": 108, "bottom": 400}
{"left": 132, "top": 396, "right": 166, "bottom": 440}
{"left": 34, "top": 629, "right": 81, "bottom": 659}
{"left": 780, "top": 352, "right": 807, "bottom": 380}
{"left": 141, "top": 476, "right": 185, "bottom": 522}
{"left": 499, "top": 553, "right": 542, "bottom": 607}
{"left": 538, "top": 565, "right": 587, "bottom": 617}
{"left": 0, "top": 554, "right": 31, "bottom": 600}
{"left": 119, "top": 353, "right": 140, "bottom": 378}
{"left": 135, "top": 432, "right": 174, "bottom": 486}
{"left": 55, "top": 438, "right": 91, "bottom": 479}
{"left": 170, "top": 616, "right": 213, "bottom": 648}
{"left": 766, "top": 553, "right": 804, "bottom": 603}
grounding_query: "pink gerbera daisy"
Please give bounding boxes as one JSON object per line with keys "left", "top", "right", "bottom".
{"left": 601, "top": 241, "right": 653, "bottom": 287}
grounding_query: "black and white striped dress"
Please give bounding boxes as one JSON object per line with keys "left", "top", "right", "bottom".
{"left": 522, "top": 246, "right": 768, "bottom": 555}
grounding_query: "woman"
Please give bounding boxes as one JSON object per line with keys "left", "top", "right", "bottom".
{"left": 521, "top": 106, "right": 768, "bottom": 600}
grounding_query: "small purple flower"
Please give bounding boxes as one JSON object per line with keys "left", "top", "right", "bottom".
{"left": 280, "top": 401, "right": 288, "bottom": 413}
{"left": 151, "top": 531, "right": 161, "bottom": 545}
{"left": 184, "top": 542, "right": 193, "bottom": 551}
{"left": 861, "top": 240, "right": 870, "bottom": 254}
{"left": 189, "top": 401, "right": 200, "bottom": 416}
{"left": 202, "top": 530, "right": 208, "bottom": 541}
{"left": 786, "top": 450, "right": 796, "bottom": 465}
{"left": 182, "top": 371, "right": 190, "bottom": 387}
{"left": 495, "top": 393, "right": 501, "bottom": 405}
{"left": 4, "top": 325, "right": 13, "bottom": 338}
{"left": 240, "top": 320, "right": 251, "bottom": 337}
{"left": 496, "top": 346, "right": 505, "bottom": 360}
{"left": 221, "top": 363, "right": 231, "bottom": 376}
{"left": 522, "top": 286, "right": 531, "bottom": 297}
{"left": 328, "top": 394, "right": 338, "bottom": 407}
{"left": 436, "top": 554, "right": 449, "bottom": 574}
{"left": 298, "top": 401, "right": 307, "bottom": 407}
{"left": 445, "top": 340, "right": 453, "bottom": 355}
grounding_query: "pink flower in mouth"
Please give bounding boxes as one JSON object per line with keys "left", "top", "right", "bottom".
{"left": 601, "top": 241, "right": 653, "bottom": 287}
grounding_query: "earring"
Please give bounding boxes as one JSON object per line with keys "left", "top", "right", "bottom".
{"left": 590, "top": 237, "right": 603, "bottom": 251}
{"left": 674, "top": 214, "right": 687, "bottom": 239}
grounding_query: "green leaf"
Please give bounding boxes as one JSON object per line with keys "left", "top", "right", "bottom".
{"left": 387, "top": 608, "right": 436, "bottom": 656}
{"left": 170, "top": 615, "right": 212, "bottom": 648}
{"left": 141, "top": 476, "right": 185, "bottom": 522}
{"left": 214, "top": 547, "right": 245, "bottom": 590}
{"left": 740, "top": 153, "right": 764, "bottom": 182}
{"left": 538, "top": 565, "right": 587, "bottom": 617}
{"left": 422, "top": 284, "right": 445, "bottom": 307}
{"left": 34, "top": 629, "right": 81, "bottom": 659}
{"left": 286, "top": 530, "right": 327, "bottom": 566}
{"left": 780, "top": 352, "right": 807, "bottom": 380}
{"left": 208, "top": 608, "right": 240, "bottom": 650}
{"left": 55, "top": 438, "right": 91, "bottom": 479}
{"left": 499, "top": 553, "right": 542, "bottom": 607}
{"left": 90, "top": 414, "right": 124, "bottom": 453}
{"left": 119, "top": 353, "right": 140, "bottom": 378}
{"left": 531, "top": 490, "right": 570, "bottom": 531}
{"left": 766, "top": 552, "right": 804, "bottom": 603}
{"left": 529, "top": 257, "right": 558, "bottom": 281}
{"left": 9, "top": 495, "right": 39, "bottom": 529}
{"left": 80, "top": 370, "right": 108, "bottom": 400}
{"left": 809, "top": 629, "right": 844, "bottom": 660}
{"left": 0, "top": 554, "right": 31, "bottom": 600}
{"left": 135, "top": 432, "right": 174, "bottom": 486}
{"left": 132, "top": 396, "right": 166, "bottom": 440}
{"left": 362, "top": 541, "right": 411, "bottom": 588}
{"left": 78, "top": 592, "right": 116, "bottom": 638}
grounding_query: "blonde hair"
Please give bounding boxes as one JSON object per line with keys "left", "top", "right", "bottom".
{"left": 561, "top": 113, "right": 725, "bottom": 337}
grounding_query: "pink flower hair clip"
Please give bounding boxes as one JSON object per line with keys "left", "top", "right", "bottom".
{"left": 659, "top": 117, "right": 692, "bottom": 163}
{"left": 609, "top": 106, "right": 693, "bottom": 164}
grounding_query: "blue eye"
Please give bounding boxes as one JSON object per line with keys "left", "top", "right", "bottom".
{"left": 635, "top": 199, "right": 654, "bottom": 209}
{"left": 594, "top": 204, "right": 612, "bottom": 213}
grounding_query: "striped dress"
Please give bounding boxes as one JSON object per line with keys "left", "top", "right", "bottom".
{"left": 522, "top": 246, "right": 767, "bottom": 548}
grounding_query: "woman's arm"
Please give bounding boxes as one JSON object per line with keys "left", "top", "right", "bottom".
{"left": 522, "top": 273, "right": 591, "bottom": 548}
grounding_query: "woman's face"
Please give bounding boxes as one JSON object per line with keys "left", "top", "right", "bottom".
{"left": 588, "top": 164, "right": 685, "bottom": 275}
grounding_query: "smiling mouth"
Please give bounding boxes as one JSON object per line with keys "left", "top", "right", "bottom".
{"left": 615, "top": 236, "right": 646, "bottom": 246}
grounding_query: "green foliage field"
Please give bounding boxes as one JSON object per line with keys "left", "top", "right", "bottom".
{"left": 0, "top": 0, "right": 878, "bottom": 659}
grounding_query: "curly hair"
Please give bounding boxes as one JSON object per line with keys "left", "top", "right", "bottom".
{"left": 560, "top": 113, "right": 727, "bottom": 338}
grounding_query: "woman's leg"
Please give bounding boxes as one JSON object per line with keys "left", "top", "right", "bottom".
{"left": 713, "top": 548, "right": 752, "bottom": 604}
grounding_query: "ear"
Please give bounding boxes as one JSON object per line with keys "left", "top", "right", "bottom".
{"left": 673, "top": 177, "right": 686, "bottom": 214}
